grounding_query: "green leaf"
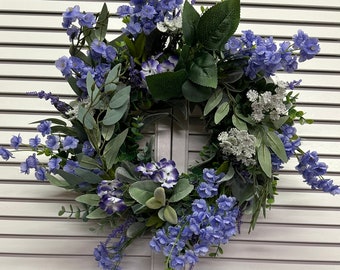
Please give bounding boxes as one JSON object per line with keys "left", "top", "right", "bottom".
{"left": 158, "top": 207, "right": 165, "bottom": 221}
{"left": 182, "top": 80, "right": 211, "bottom": 102}
{"left": 146, "top": 69, "right": 188, "bottom": 100}
{"left": 77, "top": 153, "right": 98, "bottom": 169}
{"left": 232, "top": 114, "right": 247, "bottom": 130}
{"left": 102, "top": 102, "right": 128, "bottom": 126}
{"left": 105, "top": 64, "right": 121, "bottom": 92}
{"left": 257, "top": 144, "right": 272, "bottom": 178}
{"left": 146, "top": 215, "right": 163, "bottom": 227}
{"left": 214, "top": 101, "right": 230, "bottom": 124}
{"left": 231, "top": 180, "right": 254, "bottom": 204}
{"left": 109, "top": 86, "right": 131, "bottom": 109}
{"left": 74, "top": 168, "right": 103, "bottom": 184}
{"left": 272, "top": 115, "right": 290, "bottom": 130}
{"left": 86, "top": 207, "right": 108, "bottom": 219}
{"left": 101, "top": 124, "right": 115, "bottom": 141}
{"left": 77, "top": 105, "right": 96, "bottom": 130}
{"left": 203, "top": 88, "right": 223, "bottom": 116}
{"left": 182, "top": 0, "right": 200, "bottom": 45}
{"left": 86, "top": 72, "right": 101, "bottom": 105}
{"left": 126, "top": 222, "right": 146, "bottom": 238}
{"left": 55, "top": 169, "right": 84, "bottom": 187}
{"left": 129, "top": 180, "right": 158, "bottom": 205}
{"left": 67, "top": 76, "right": 82, "bottom": 96}
{"left": 95, "top": 3, "right": 109, "bottom": 41}
{"left": 168, "top": 178, "right": 194, "bottom": 203}
{"left": 218, "top": 164, "right": 235, "bottom": 183}
{"left": 46, "top": 174, "right": 70, "bottom": 188}
{"left": 75, "top": 194, "right": 100, "bottom": 206}
{"left": 154, "top": 187, "right": 166, "bottom": 206}
{"left": 145, "top": 197, "right": 164, "bottom": 209}
{"left": 164, "top": 205, "right": 178, "bottom": 224}
{"left": 115, "top": 166, "right": 138, "bottom": 183}
{"left": 30, "top": 118, "right": 67, "bottom": 126}
{"left": 197, "top": 0, "right": 240, "bottom": 50}
{"left": 103, "top": 128, "right": 129, "bottom": 169}
{"left": 265, "top": 131, "right": 288, "bottom": 163}
{"left": 189, "top": 52, "right": 217, "bottom": 88}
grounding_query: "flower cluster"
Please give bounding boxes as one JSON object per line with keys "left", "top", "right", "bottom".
{"left": 218, "top": 128, "right": 257, "bottom": 166}
{"left": 0, "top": 1, "right": 338, "bottom": 269}
{"left": 150, "top": 190, "right": 239, "bottom": 269}
{"left": 136, "top": 158, "right": 179, "bottom": 188}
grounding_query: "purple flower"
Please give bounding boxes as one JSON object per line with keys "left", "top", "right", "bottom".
{"left": 35, "top": 166, "right": 47, "bottom": 181}
{"left": 55, "top": 56, "right": 73, "bottom": 78}
{"left": 0, "top": 146, "right": 13, "bottom": 160}
{"left": 196, "top": 182, "right": 218, "bottom": 198}
{"left": 20, "top": 162, "right": 30, "bottom": 174}
{"left": 104, "top": 46, "right": 117, "bottom": 62}
{"left": 202, "top": 168, "right": 225, "bottom": 184}
{"left": 26, "top": 153, "right": 39, "bottom": 169}
{"left": 62, "top": 136, "right": 79, "bottom": 151}
{"left": 29, "top": 135, "right": 41, "bottom": 149}
{"left": 37, "top": 120, "right": 52, "bottom": 137}
{"left": 116, "top": 5, "right": 134, "bottom": 17}
{"left": 82, "top": 141, "right": 95, "bottom": 157}
{"left": 48, "top": 157, "right": 62, "bottom": 173}
{"left": 45, "top": 135, "right": 60, "bottom": 150}
{"left": 66, "top": 25, "right": 80, "bottom": 40}
{"left": 97, "top": 180, "right": 126, "bottom": 214}
{"left": 63, "top": 160, "right": 79, "bottom": 174}
{"left": 216, "top": 195, "right": 236, "bottom": 211}
{"left": 10, "top": 134, "right": 22, "bottom": 150}
{"left": 78, "top": 12, "right": 96, "bottom": 28}
{"left": 62, "top": 5, "right": 81, "bottom": 28}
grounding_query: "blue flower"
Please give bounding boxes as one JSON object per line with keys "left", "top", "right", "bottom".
{"left": 37, "top": 120, "right": 52, "bottom": 137}
{"left": 82, "top": 141, "right": 95, "bottom": 157}
{"left": 0, "top": 146, "right": 13, "bottom": 160}
{"left": 202, "top": 168, "right": 225, "bottom": 184}
{"left": 10, "top": 134, "right": 22, "bottom": 150}
{"left": 63, "top": 160, "right": 79, "bottom": 174}
{"left": 45, "top": 135, "right": 60, "bottom": 150}
{"left": 78, "top": 12, "right": 96, "bottom": 28}
{"left": 196, "top": 182, "right": 218, "bottom": 198}
{"left": 55, "top": 56, "right": 73, "bottom": 78}
{"left": 62, "top": 5, "right": 80, "bottom": 28}
{"left": 26, "top": 153, "right": 39, "bottom": 169}
{"left": 97, "top": 180, "right": 126, "bottom": 214}
{"left": 62, "top": 136, "right": 79, "bottom": 151}
{"left": 48, "top": 157, "right": 62, "bottom": 173}
{"left": 35, "top": 166, "right": 47, "bottom": 181}
{"left": 29, "top": 135, "right": 41, "bottom": 149}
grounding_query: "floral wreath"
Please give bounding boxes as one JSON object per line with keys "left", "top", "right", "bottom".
{"left": 1, "top": 1, "right": 339, "bottom": 270}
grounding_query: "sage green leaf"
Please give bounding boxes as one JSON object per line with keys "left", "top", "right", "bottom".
{"left": 105, "top": 64, "right": 120, "bottom": 83}
{"left": 131, "top": 203, "right": 146, "bottom": 214}
{"left": 67, "top": 76, "right": 82, "bottom": 96}
{"left": 103, "top": 128, "right": 129, "bottom": 169}
{"left": 158, "top": 207, "right": 165, "bottom": 221}
{"left": 115, "top": 166, "right": 138, "bottom": 183}
{"left": 146, "top": 69, "right": 187, "bottom": 100}
{"left": 102, "top": 102, "right": 129, "bottom": 126}
{"left": 257, "top": 144, "right": 272, "bottom": 178}
{"left": 168, "top": 178, "right": 194, "bottom": 203}
{"left": 189, "top": 52, "right": 217, "bottom": 88}
{"left": 127, "top": 222, "right": 146, "bottom": 238}
{"left": 164, "top": 205, "right": 178, "bottom": 224}
{"left": 232, "top": 114, "right": 247, "bottom": 130}
{"left": 86, "top": 207, "right": 108, "bottom": 219}
{"left": 203, "top": 88, "right": 223, "bottom": 116}
{"left": 146, "top": 215, "right": 163, "bottom": 227}
{"left": 265, "top": 131, "right": 288, "bottom": 162}
{"left": 145, "top": 197, "right": 163, "bottom": 209}
{"left": 154, "top": 187, "right": 166, "bottom": 206}
{"left": 86, "top": 126, "right": 101, "bottom": 149}
{"left": 214, "top": 101, "right": 230, "bottom": 124}
{"left": 31, "top": 118, "right": 67, "bottom": 126}
{"left": 86, "top": 72, "right": 101, "bottom": 105}
{"left": 75, "top": 194, "right": 100, "bottom": 206}
{"left": 272, "top": 115, "right": 290, "bottom": 130}
{"left": 197, "top": 0, "right": 240, "bottom": 50}
{"left": 109, "top": 86, "right": 131, "bottom": 109}
{"left": 95, "top": 3, "right": 109, "bottom": 41}
{"left": 74, "top": 168, "right": 103, "bottom": 184}
{"left": 182, "top": 80, "right": 211, "bottom": 102}
{"left": 231, "top": 179, "right": 254, "bottom": 204}
{"left": 77, "top": 153, "right": 101, "bottom": 169}
{"left": 182, "top": 0, "right": 200, "bottom": 45}
{"left": 77, "top": 105, "right": 96, "bottom": 130}
{"left": 218, "top": 164, "right": 235, "bottom": 183}
{"left": 101, "top": 124, "right": 115, "bottom": 141}
{"left": 129, "top": 180, "right": 158, "bottom": 205}
{"left": 55, "top": 169, "right": 84, "bottom": 187}
{"left": 46, "top": 174, "right": 70, "bottom": 188}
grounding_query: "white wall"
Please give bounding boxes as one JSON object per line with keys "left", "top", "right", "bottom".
{"left": 0, "top": 0, "right": 340, "bottom": 269}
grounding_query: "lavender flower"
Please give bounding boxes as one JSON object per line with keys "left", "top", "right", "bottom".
{"left": 48, "top": 157, "right": 62, "bottom": 173}
{"left": 62, "top": 136, "right": 79, "bottom": 151}
{"left": 29, "top": 135, "right": 41, "bottom": 149}
{"left": 296, "top": 151, "right": 340, "bottom": 195}
{"left": 97, "top": 180, "right": 126, "bottom": 215}
{"left": 37, "top": 120, "right": 52, "bottom": 137}
{"left": 45, "top": 135, "right": 60, "bottom": 150}
{"left": 10, "top": 134, "right": 22, "bottom": 150}
{"left": 63, "top": 160, "right": 79, "bottom": 174}
{"left": 35, "top": 166, "right": 47, "bottom": 181}
{"left": 0, "top": 146, "right": 13, "bottom": 160}
{"left": 82, "top": 141, "right": 95, "bottom": 157}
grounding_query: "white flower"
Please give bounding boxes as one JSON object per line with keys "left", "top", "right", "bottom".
{"left": 246, "top": 89, "right": 259, "bottom": 102}
{"left": 157, "top": 15, "right": 182, "bottom": 32}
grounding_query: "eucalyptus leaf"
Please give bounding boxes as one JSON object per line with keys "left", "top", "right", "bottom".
{"left": 77, "top": 105, "right": 96, "bottom": 130}
{"left": 218, "top": 165, "right": 235, "bottom": 184}
{"left": 109, "top": 86, "right": 131, "bottom": 109}
{"left": 75, "top": 194, "right": 100, "bottom": 206}
{"left": 214, "top": 101, "right": 230, "bottom": 124}
{"left": 265, "top": 131, "right": 288, "bottom": 162}
{"left": 197, "top": 0, "right": 240, "bottom": 50}
{"left": 77, "top": 153, "right": 101, "bottom": 169}
{"left": 126, "top": 222, "right": 146, "bottom": 238}
{"left": 101, "top": 124, "right": 115, "bottom": 141}
{"left": 164, "top": 205, "right": 178, "bottom": 224}
{"left": 105, "top": 64, "right": 121, "bottom": 89}
{"left": 55, "top": 169, "right": 85, "bottom": 187}
{"left": 102, "top": 102, "right": 129, "bottom": 126}
{"left": 232, "top": 114, "right": 248, "bottom": 130}
{"left": 103, "top": 128, "right": 129, "bottom": 169}
{"left": 86, "top": 207, "right": 108, "bottom": 219}
{"left": 168, "top": 178, "right": 194, "bottom": 203}
{"left": 74, "top": 168, "right": 103, "bottom": 184}
{"left": 115, "top": 166, "right": 138, "bottom": 183}
{"left": 203, "top": 88, "right": 223, "bottom": 116}
{"left": 188, "top": 52, "right": 217, "bottom": 88}
{"left": 129, "top": 180, "right": 158, "bottom": 205}
{"left": 86, "top": 72, "right": 101, "bottom": 105}
{"left": 257, "top": 144, "right": 272, "bottom": 178}
{"left": 46, "top": 174, "right": 70, "bottom": 189}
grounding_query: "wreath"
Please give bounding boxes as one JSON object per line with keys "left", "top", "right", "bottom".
{"left": 2, "top": 1, "right": 339, "bottom": 269}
